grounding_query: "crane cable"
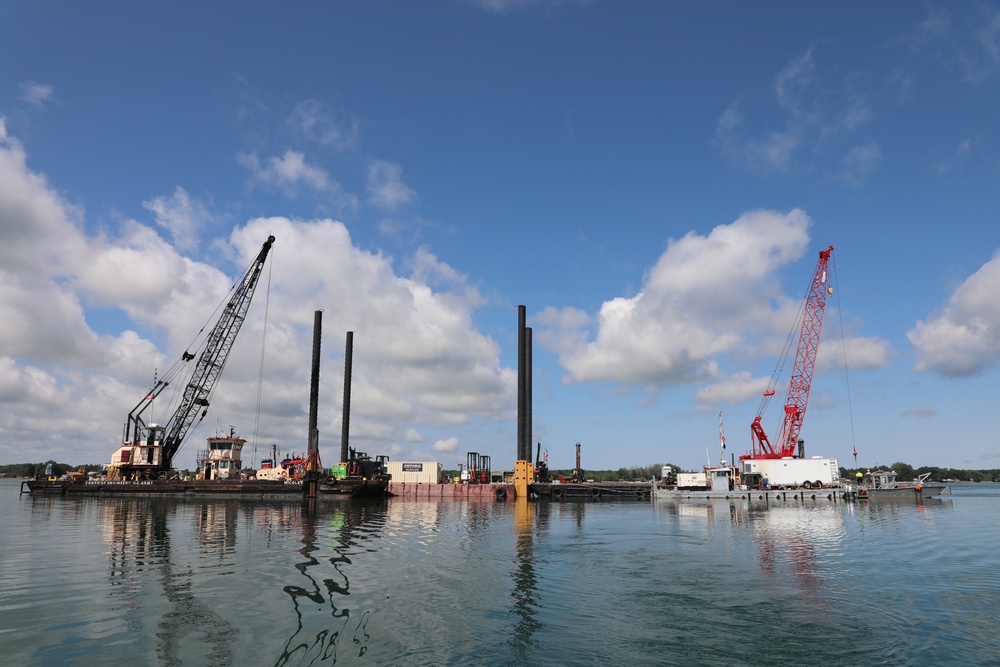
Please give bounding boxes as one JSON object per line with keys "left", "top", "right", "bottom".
{"left": 152, "top": 244, "right": 273, "bottom": 458}
{"left": 251, "top": 241, "right": 274, "bottom": 469}
{"left": 830, "top": 254, "right": 859, "bottom": 462}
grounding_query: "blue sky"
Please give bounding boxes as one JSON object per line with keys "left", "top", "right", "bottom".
{"left": 2, "top": 1, "right": 999, "bottom": 473}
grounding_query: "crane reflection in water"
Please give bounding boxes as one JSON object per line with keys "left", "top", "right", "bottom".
{"left": 104, "top": 497, "right": 237, "bottom": 665}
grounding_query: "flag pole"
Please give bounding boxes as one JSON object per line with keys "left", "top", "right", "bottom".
{"left": 718, "top": 410, "right": 726, "bottom": 466}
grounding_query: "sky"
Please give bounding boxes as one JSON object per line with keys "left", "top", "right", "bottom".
{"left": 2, "top": 1, "right": 1000, "bottom": 473}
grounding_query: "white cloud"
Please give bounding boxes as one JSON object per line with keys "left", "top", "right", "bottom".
{"left": 817, "top": 335, "right": 891, "bottom": 374}
{"left": 540, "top": 210, "right": 810, "bottom": 384}
{"left": 288, "top": 100, "right": 359, "bottom": 150}
{"left": 0, "top": 123, "right": 514, "bottom": 465}
{"left": 908, "top": 251, "right": 1000, "bottom": 376}
{"left": 17, "top": 81, "right": 55, "bottom": 109}
{"left": 0, "top": 120, "right": 87, "bottom": 275}
{"left": 539, "top": 209, "right": 888, "bottom": 414}
{"left": 774, "top": 49, "right": 817, "bottom": 117}
{"left": 143, "top": 186, "right": 210, "bottom": 251}
{"left": 695, "top": 371, "right": 769, "bottom": 407}
{"left": 366, "top": 160, "right": 416, "bottom": 212}
{"left": 540, "top": 209, "right": 813, "bottom": 386}
{"left": 237, "top": 150, "right": 358, "bottom": 210}
{"left": 432, "top": 436, "right": 460, "bottom": 453}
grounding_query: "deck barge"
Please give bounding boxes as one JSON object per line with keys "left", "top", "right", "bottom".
{"left": 22, "top": 477, "right": 388, "bottom": 499}
{"left": 532, "top": 481, "right": 652, "bottom": 500}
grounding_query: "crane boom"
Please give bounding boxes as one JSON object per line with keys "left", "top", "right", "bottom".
{"left": 114, "top": 235, "right": 275, "bottom": 479}
{"left": 747, "top": 246, "right": 833, "bottom": 459}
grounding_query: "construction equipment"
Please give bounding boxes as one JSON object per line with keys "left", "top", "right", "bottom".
{"left": 110, "top": 235, "right": 276, "bottom": 479}
{"left": 746, "top": 246, "right": 834, "bottom": 460}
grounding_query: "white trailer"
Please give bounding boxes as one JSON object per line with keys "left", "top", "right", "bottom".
{"left": 676, "top": 471, "right": 709, "bottom": 489}
{"left": 740, "top": 456, "right": 839, "bottom": 488}
{"left": 386, "top": 461, "right": 443, "bottom": 484}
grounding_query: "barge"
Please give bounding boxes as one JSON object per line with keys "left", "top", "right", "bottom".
{"left": 21, "top": 476, "right": 388, "bottom": 499}
{"left": 531, "top": 481, "right": 652, "bottom": 500}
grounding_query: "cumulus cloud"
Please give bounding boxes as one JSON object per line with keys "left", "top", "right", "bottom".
{"left": 908, "top": 251, "right": 1000, "bottom": 376}
{"left": 695, "top": 371, "right": 769, "bottom": 407}
{"left": 538, "top": 209, "right": 889, "bottom": 414}
{"left": 539, "top": 209, "right": 812, "bottom": 386}
{"left": 432, "top": 436, "right": 460, "bottom": 453}
{"left": 0, "top": 123, "right": 514, "bottom": 466}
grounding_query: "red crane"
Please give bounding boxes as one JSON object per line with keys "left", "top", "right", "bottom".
{"left": 745, "top": 246, "right": 834, "bottom": 460}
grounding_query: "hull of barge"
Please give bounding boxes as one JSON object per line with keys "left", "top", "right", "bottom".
{"left": 22, "top": 478, "right": 389, "bottom": 499}
{"left": 532, "top": 482, "right": 652, "bottom": 500}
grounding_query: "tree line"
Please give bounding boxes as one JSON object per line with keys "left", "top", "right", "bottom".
{"left": 0, "top": 461, "right": 103, "bottom": 478}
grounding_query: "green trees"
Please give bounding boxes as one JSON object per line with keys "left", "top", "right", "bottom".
{"left": 891, "top": 462, "right": 915, "bottom": 480}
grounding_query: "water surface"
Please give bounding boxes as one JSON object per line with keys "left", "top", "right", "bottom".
{"left": 1, "top": 480, "right": 997, "bottom": 666}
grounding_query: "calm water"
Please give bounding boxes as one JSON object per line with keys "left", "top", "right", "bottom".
{"left": 1, "top": 480, "right": 998, "bottom": 666}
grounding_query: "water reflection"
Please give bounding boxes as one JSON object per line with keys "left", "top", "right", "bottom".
{"left": 275, "top": 500, "right": 387, "bottom": 666}
{"left": 506, "top": 499, "right": 542, "bottom": 661}
{"left": 655, "top": 498, "right": 849, "bottom": 596}
{"left": 102, "top": 497, "right": 237, "bottom": 665}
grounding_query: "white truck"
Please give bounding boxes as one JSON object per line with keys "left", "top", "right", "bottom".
{"left": 740, "top": 456, "right": 839, "bottom": 489}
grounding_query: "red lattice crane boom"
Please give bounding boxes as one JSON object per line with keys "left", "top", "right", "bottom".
{"left": 746, "top": 246, "right": 834, "bottom": 460}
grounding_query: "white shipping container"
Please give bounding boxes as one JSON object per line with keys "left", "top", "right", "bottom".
{"left": 740, "top": 457, "right": 839, "bottom": 488}
{"left": 386, "top": 461, "right": 443, "bottom": 484}
{"left": 676, "top": 472, "right": 708, "bottom": 489}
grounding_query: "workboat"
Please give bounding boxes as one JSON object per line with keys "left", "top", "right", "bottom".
{"left": 850, "top": 469, "right": 951, "bottom": 500}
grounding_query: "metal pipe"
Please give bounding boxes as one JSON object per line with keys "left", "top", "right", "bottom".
{"left": 340, "top": 331, "right": 354, "bottom": 465}
{"left": 517, "top": 305, "right": 526, "bottom": 462}
{"left": 308, "top": 311, "right": 322, "bottom": 457}
{"left": 526, "top": 326, "right": 532, "bottom": 463}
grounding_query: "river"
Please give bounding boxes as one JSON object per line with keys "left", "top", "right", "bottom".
{"left": 1, "top": 479, "right": 997, "bottom": 666}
